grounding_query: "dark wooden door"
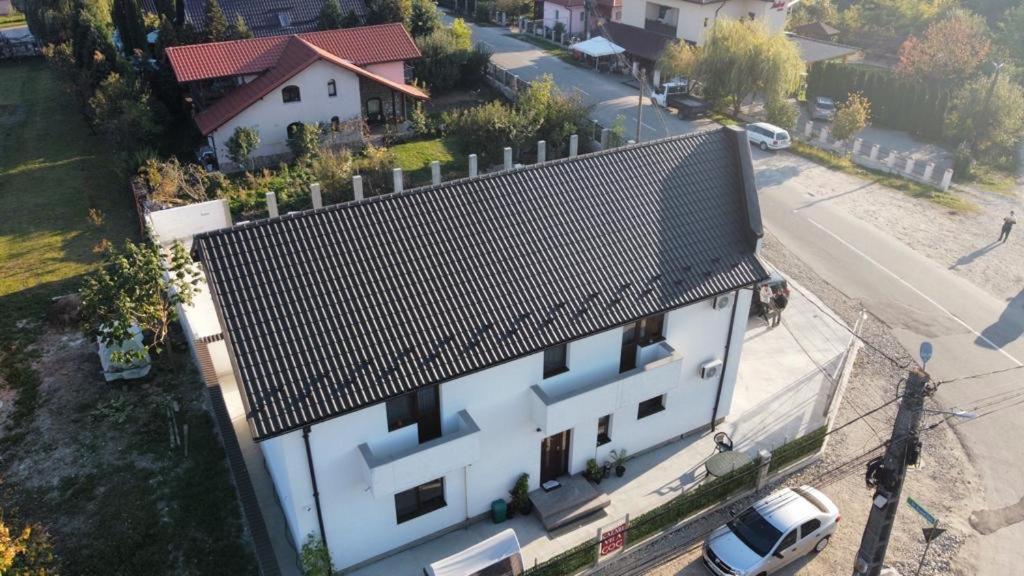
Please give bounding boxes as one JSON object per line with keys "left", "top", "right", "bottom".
{"left": 540, "top": 430, "right": 571, "bottom": 483}
{"left": 619, "top": 323, "right": 638, "bottom": 373}
{"left": 416, "top": 386, "right": 441, "bottom": 443}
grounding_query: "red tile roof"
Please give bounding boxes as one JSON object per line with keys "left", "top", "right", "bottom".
{"left": 193, "top": 36, "right": 427, "bottom": 136}
{"left": 165, "top": 23, "right": 420, "bottom": 83}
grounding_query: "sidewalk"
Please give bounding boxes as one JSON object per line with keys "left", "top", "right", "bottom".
{"left": 346, "top": 280, "right": 853, "bottom": 575}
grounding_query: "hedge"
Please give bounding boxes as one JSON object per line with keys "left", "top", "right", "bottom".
{"left": 521, "top": 538, "right": 598, "bottom": 576}
{"left": 769, "top": 425, "right": 827, "bottom": 473}
{"left": 806, "top": 62, "right": 950, "bottom": 141}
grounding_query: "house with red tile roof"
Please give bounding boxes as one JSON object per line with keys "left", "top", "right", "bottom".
{"left": 166, "top": 23, "right": 427, "bottom": 171}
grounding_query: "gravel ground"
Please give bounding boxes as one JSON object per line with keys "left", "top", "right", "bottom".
{"left": 593, "top": 233, "right": 983, "bottom": 576}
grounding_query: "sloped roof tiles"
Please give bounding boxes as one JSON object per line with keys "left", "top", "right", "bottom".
{"left": 194, "top": 128, "right": 768, "bottom": 440}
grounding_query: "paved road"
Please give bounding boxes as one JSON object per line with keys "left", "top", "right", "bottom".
{"left": 463, "top": 21, "right": 1023, "bottom": 571}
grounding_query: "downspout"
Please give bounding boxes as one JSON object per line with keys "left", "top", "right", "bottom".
{"left": 710, "top": 289, "right": 740, "bottom": 430}
{"left": 303, "top": 425, "right": 328, "bottom": 546}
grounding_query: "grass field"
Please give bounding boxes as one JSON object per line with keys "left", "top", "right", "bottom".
{"left": 0, "top": 9, "right": 26, "bottom": 28}
{"left": 0, "top": 60, "right": 138, "bottom": 329}
{"left": 390, "top": 137, "right": 466, "bottom": 186}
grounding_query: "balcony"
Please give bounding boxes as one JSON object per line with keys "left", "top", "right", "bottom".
{"left": 644, "top": 19, "right": 677, "bottom": 37}
{"left": 358, "top": 409, "right": 481, "bottom": 498}
{"left": 529, "top": 342, "right": 684, "bottom": 435}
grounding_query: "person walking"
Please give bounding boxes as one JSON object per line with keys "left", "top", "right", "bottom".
{"left": 1000, "top": 211, "right": 1017, "bottom": 242}
{"left": 758, "top": 285, "right": 773, "bottom": 325}
{"left": 770, "top": 289, "right": 789, "bottom": 327}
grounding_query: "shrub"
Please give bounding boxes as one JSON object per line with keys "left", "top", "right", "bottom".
{"left": 309, "top": 147, "right": 355, "bottom": 202}
{"left": 474, "top": 1, "right": 492, "bottom": 22}
{"left": 412, "top": 22, "right": 491, "bottom": 94}
{"left": 300, "top": 534, "right": 333, "bottom": 576}
{"left": 288, "top": 123, "right": 325, "bottom": 162}
{"left": 88, "top": 72, "right": 162, "bottom": 151}
{"left": 945, "top": 74, "right": 1024, "bottom": 167}
{"left": 831, "top": 92, "right": 871, "bottom": 143}
{"left": 357, "top": 144, "right": 398, "bottom": 196}
{"left": 765, "top": 98, "right": 798, "bottom": 131}
{"left": 225, "top": 126, "right": 261, "bottom": 171}
{"left": 139, "top": 157, "right": 211, "bottom": 205}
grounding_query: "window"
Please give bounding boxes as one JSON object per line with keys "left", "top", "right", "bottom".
{"left": 327, "top": 79, "right": 337, "bottom": 97}
{"left": 637, "top": 395, "right": 665, "bottom": 419}
{"left": 277, "top": 12, "right": 292, "bottom": 27}
{"left": 620, "top": 322, "right": 638, "bottom": 373}
{"left": 597, "top": 415, "right": 611, "bottom": 446}
{"left": 395, "top": 478, "right": 446, "bottom": 523}
{"left": 386, "top": 386, "right": 441, "bottom": 443}
{"left": 543, "top": 343, "right": 568, "bottom": 378}
{"left": 555, "top": 10, "right": 559, "bottom": 19}
{"left": 638, "top": 314, "right": 664, "bottom": 346}
{"left": 282, "top": 85, "right": 301, "bottom": 103}
{"left": 778, "top": 529, "right": 798, "bottom": 551}
{"left": 386, "top": 394, "right": 416, "bottom": 431}
{"left": 800, "top": 519, "right": 821, "bottom": 539}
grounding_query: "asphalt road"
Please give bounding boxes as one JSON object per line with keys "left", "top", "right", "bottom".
{"left": 459, "top": 21, "right": 1024, "bottom": 574}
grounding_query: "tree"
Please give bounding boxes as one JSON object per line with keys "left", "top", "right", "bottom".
{"left": 839, "top": 0, "right": 953, "bottom": 49}
{"left": 516, "top": 74, "right": 591, "bottom": 157}
{"left": 896, "top": 10, "right": 991, "bottom": 83}
{"left": 0, "top": 518, "right": 57, "bottom": 575}
{"left": 80, "top": 240, "right": 201, "bottom": 363}
{"left": 946, "top": 74, "right": 1024, "bottom": 164}
{"left": 696, "top": 19, "right": 803, "bottom": 115}
{"left": 225, "top": 126, "right": 261, "bottom": 171}
{"left": 288, "top": 123, "right": 324, "bottom": 161}
{"left": 366, "top": 0, "right": 411, "bottom": 25}
{"left": 412, "top": 21, "right": 488, "bottom": 94}
{"left": 449, "top": 17, "right": 472, "bottom": 50}
{"left": 995, "top": 4, "right": 1024, "bottom": 69}
{"left": 88, "top": 72, "right": 161, "bottom": 151}
{"left": 204, "top": 0, "right": 229, "bottom": 41}
{"left": 318, "top": 0, "right": 345, "bottom": 30}
{"left": 786, "top": 0, "right": 838, "bottom": 29}
{"left": 765, "top": 98, "right": 798, "bottom": 131}
{"left": 831, "top": 92, "right": 871, "bottom": 144}
{"left": 495, "top": 0, "right": 533, "bottom": 18}
{"left": 341, "top": 9, "right": 362, "bottom": 27}
{"left": 409, "top": 0, "right": 440, "bottom": 37}
{"left": 229, "top": 13, "right": 252, "bottom": 39}
{"left": 657, "top": 40, "right": 699, "bottom": 81}
{"left": 112, "top": 0, "right": 147, "bottom": 55}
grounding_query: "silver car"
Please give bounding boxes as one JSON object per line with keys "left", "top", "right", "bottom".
{"left": 809, "top": 96, "right": 836, "bottom": 121}
{"left": 702, "top": 486, "right": 840, "bottom": 576}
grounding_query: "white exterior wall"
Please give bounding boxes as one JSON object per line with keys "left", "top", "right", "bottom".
{"left": 262, "top": 289, "right": 754, "bottom": 570}
{"left": 542, "top": 2, "right": 588, "bottom": 37}
{"left": 207, "top": 60, "right": 364, "bottom": 170}
{"left": 621, "top": 0, "right": 788, "bottom": 45}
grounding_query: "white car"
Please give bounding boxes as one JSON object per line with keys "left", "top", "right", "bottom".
{"left": 702, "top": 485, "right": 839, "bottom": 576}
{"left": 745, "top": 122, "right": 791, "bottom": 151}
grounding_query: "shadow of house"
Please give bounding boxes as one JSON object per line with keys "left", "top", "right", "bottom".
{"left": 976, "top": 289, "right": 1024, "bottom": 350}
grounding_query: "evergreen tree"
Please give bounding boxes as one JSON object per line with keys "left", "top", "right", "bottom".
{"left": 341, "top": 9, "right": 362, "bottom": 27}
{"left": 366, "top": 0, "right": 411, "bottom": 26}
{"left": 230, "top": 13, "right": 253, "bottom": 39}
{"left": 154, "top": 0, "right": 176, "bottom": 20}
{"left": 113, "top": 0, "right": 147, "bottom": 55}
{"left": 409, "top": 0, "right": 440, "bottom": 37}
{"left": 319, "top": 0, "right": 345, "bottom": 30}
{"left": 205, "top": 0, "right": 229, "bottom": 41}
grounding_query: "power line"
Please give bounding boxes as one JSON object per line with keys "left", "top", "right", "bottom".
{"left": 933, "top": 364, "right": 1024, "bottom": 388}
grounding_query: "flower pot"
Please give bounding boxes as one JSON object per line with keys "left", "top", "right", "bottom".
{"left": 616, "top": 465, "right": 626, "bottom": 477}
{"left": 520, "top": 500, "right": 533, "bottom": 515}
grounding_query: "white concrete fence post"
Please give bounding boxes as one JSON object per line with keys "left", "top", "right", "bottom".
{"left": 756, "top": 449, "right": 772, "bottom": 490}
{"left": 818, "top": 126, "right": 829, "bottom": 144}
{"left": 632, "top": 61, "right": 639, "bottom": 78}
{"left": 627, "top": 139, "right": 636, "bottom": 145}
{"left": 652, "top": 68, "right": 661, "bottom": 88}
{"left": 869, "top": 144, "right": 880, "bottom": 161}
{"left": 600, "top": 128, "right": 611, "bottom": 149}
{"left": 885, "top": 151, "right": 897, "bottom": 170}
{"left": 804, "top": 121, "right": 814, "bottom": 139}
{"left": 569, "top": 134, "right": 579, "bottom": 158}
{"left": 503, "top": 147, "right": 513, "bottom": 171}
{"left": 392, "top": 168, "right": 403, "bottom": 193}
{"left": 469, "top": 154, "right": 478, "bottom": 178}
{"left": 265, "top": 192, "right": 279, "bottom": 218}
{"left": 537, "top": 140, "right": 546, "bottom": 163}
{"left": 430, "top": 160, "right": 441, "bottom": 185}
{"left": 923, "top": 162, "right": 935, "bottom": 182}
{"left": 852, "top": 138, "right": 863, "bottom": 156}
{"left": 310, "top": 182, "right": 322, "bottom": 209}
{"left": 941, "top": 168, "right": 954, "bottom": 191}
{"left": 904, "top": 158, "right": 915, "bottom": 175}
{"left": 352, "top": 175, "right": 363, "bottom": 201}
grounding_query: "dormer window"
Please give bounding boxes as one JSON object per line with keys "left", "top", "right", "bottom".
{"left": 278, "top": 12, "right": 292, "bottom": 27}
{"left": 282, "top": 85, "right": 301, "bottom": 103}
{"left": 327, "top": 79, "right": 337, "bottom": 97}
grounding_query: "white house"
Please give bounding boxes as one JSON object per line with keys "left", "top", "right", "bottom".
{"left": 616, "top": 0, "right": 795, "bottom": 45}
{"left": 165, "top": 23, "right": 426, "bottom": 171}
{"left": 192, "top": 127, "right": 768, "bottom": 571}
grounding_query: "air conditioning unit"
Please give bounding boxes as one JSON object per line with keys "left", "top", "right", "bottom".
{"left": 700, "top": 359, "right": 723, "bottom": 379}
{"left": 712, "top": 294, "right": 732, "bottom": 310}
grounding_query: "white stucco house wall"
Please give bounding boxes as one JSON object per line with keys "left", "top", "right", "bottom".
{"left": 542, "top": 0, "right": 588, "bottom": 37}
{"left": 619, "top": 0, "right": 795, "bottom": 45}
{"left": 190, "top": 126, "right": 769, "bottom": 571}
{"left": 165, "top": 23, "right": 426, "bottom": 172}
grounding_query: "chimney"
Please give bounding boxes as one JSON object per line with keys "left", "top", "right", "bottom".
{"left": 569, "top": 134, "right": 578, "bottom": 158}
{"left": 310, "top": 183, "right": 322, "bottom": 209}
{"left": 431, "top": 160, "right": 441, "bottom": 185}
{"left": 469, "top": 154, "right": 478, "bottom": 178}
{"left": 537, "top": 140, "right": 546, "bottom": 163}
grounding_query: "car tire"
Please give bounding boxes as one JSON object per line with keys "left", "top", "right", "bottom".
{"left": 759, "top": 141, "right": 768, "bottom": 151}
{"left": 814, "top": 536, "right": 830, "bottom": 553}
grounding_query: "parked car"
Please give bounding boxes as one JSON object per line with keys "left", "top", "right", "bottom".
{"left": 747, "top": 270, "right": 789, "bottom": 318}
{"left": 745, "top": 122, "right": 791, "bottom": 151}
{"left": 650, "top": 79, "right": 690, "bottom": 108}
{"left": 808, "top": 96, "right": 836, "bottom": 121}
{"left": 702, "top": 486, "right": 840, "bottom": 576}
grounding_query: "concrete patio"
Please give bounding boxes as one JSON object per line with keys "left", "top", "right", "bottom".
{"left": 345, "top": 277, "right": 853, "bottom": 575}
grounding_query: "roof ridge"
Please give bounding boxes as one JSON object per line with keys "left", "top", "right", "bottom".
{"left": 195, "top": 127, "right": 730, "bottom": 241}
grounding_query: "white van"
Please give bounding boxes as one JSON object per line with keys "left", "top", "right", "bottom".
{"left": 745, "top": 122, "right": 791, "bottom": 151}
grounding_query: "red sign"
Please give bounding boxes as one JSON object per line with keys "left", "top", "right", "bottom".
{"left": 599, "top": 523, "right": 628, "bottom": 556}
{"left": 771, "top": 1, "right": 787, "bottom": 10}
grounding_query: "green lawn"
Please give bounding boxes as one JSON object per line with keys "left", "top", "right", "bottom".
{"left": 390, "top": 137, "right": 467, "bottom": 187}
{"left": 0, "top": 9, "right": 26, "bottom": 28}
{"left": 0, "top": 60, "right": 138, "bottom": 329}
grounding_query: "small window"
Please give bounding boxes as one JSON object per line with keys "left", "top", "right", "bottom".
{"left": 543, "top": 343, "right": 568, "bottom": 378}
{"left": 331, "top": 116, "right": 340, "bottom": 132}
{"left": 638, "top": 314, "right": 664, "bottom": 346}
{"left": 555, "top": 10, "right": 559, "bottom": 19}
{"left": 800, "top": 519, "right": 821, "bottom": 539}
{"left": 597, "top": 415, "right": 611, "bottom": 446}
{"left": 778, "top": 529, "right": 798, "bottom": 550}
{"left": 395, "top": 478, "right": 446, "bottom": 523}
{"left": 327, "top": 79, "right": 337, "bottom": 97}
{"left": 386, "top": 393, "right": 416, "bottom": 431}
{"left": 637, "top": 395, "right": 665, "bottom": 419}
{"left": 278, "top": 12, "right": 292, "bottom": 27}
{"left": 282, "top": 85, "right": 301, "bottom": 103}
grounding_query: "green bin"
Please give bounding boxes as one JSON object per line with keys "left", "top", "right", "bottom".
{"left": 491, "top": 499, "right": 507, "bottom": 524}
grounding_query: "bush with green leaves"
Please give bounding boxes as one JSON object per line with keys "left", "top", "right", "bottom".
{"left": 831, "top": 92, "right": 872, "bottom": 144}
{"left": 409, "top": 0, "right": 441, "bottom": 37}
{"left": 300, "top": 534, "right": 333, "bottom": 576}
{"left": 412, "top": 21, "right": 491, "bottom": 94}
{"left": 310, "top": 148, "right": 355, "bottom": 202}
{"left": 319, "top": 0, "right": 346, "bottom": 30}
{"left": 475, "top": 1, "right": 492, "bottom": 22}
{"left": 765, "top": 98, "right": 798, "bottom": 131}
{"left": 225, "top": 126, "right": 261, "bottom": 171}
{"left": 945, "top": 74, "right": 1024, "bottom": 167}
{"left": 88, "top": 71, "right": 162, "bottom": 152}
{"left": 288, "top": 123, "right": 325, "bottom": 162}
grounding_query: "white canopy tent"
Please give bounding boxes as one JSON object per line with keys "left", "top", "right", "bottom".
{"left": 425, "top": 529, "right": 523, "bottom": 576}
{"left": 571, "top": 36, "right": 625, "bottom": 58}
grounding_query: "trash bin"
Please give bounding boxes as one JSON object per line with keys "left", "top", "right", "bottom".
{"left": 491, "top": 499, "right": 507, "bottom": 524}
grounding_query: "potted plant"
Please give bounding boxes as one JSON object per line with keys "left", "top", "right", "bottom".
{"left": 608, "top": 449, "right": 628, "bottom": 477}
{"left": 509, "top": 473, "right": 532, "bottom": 515}
{"left": 585, "top": 458, "right": 603, "bottom": 484}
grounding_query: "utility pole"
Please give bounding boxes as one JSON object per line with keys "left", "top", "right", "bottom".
{"left": 635, "top": 69, "right": 645, "bottom": 143}
{"left": 852, "top": 370, "right": 931, "bottom": 576}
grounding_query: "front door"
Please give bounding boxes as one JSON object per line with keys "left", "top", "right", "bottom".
{"left": 366, "top": 97, "right": 383, "bottom": 124}
{"left": 540, "top": 430, "right": 571, "bottom": 483}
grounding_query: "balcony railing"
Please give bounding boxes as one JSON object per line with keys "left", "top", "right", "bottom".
{"left": 644, "top": 19, "right": 677, "bottom": 37}
{"left": 530, "top": 341, "right": 684, "bottom": 434}
{"left": 358, "top": 409, "right": 481, "bottom": 498}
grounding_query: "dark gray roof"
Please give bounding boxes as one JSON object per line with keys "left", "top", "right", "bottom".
{"left": 195, "top": 128, "right": 768, "bottom": 440}
{"left": 787, "top": 33, "right": 860, "bottom": 64}
{"left": 144, "top": 0, "right": 367, "bottom": 37}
